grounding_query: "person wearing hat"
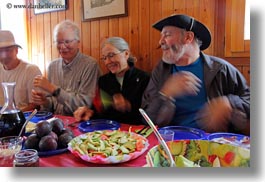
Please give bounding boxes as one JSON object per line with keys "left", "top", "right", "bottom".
{"left": 0, "top": 30, "right": 42, "bottom": 111}
{"left": 31, "top": 20, "right": 101, "bottom": 116}
{"left": 141, "top": 14, "right": 250, "bottom": 135}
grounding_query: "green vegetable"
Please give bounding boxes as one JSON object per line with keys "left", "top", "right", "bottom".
{"left": 153, "top": 151, "right": 161, "bottom": 167}
{"left": 87, "top": 143, "right": 98, "bottom": 151}
{"left": 123, "top": 141, "right": 135, "bottom": 151}
{"left": 194, "top": 155, "right": 211, "bottom": 167}
{"left": 70, "top": 130, "right": 147, "bottom": 158}
{"left": 175, "top": 155, "right": 200, "bottom": 167}
{"left": 239, "top": 159, "right": 250, "bottom": 167}
{"left": 120, "top": 146, "right": 130, "bottom": 154}
{"left": 185, "top": 140, "right": 202, "bottom": 162}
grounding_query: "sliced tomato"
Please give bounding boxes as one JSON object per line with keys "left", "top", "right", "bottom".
{"left": 100, "top": 134, "right": 109, "bottom": 140}
{"left": 208, "top": 154, "right": 217, "bottom": 164}
{"left": 136, "top": 139, "right": 145, "bottom": 151}
{"left": 223, "top": 151, "right": 235, "bottom": 164}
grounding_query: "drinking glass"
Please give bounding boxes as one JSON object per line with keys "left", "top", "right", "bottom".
{"left": 159, "top": 129, "right": 175, "bottom": 142}
{"left": 0, "top": 136, "right": 23, "bottom": 167}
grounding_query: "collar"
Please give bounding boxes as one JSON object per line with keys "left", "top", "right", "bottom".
{"left": 62, "top": 50, "right": 81, "bottom": 70}
{"left": 109, "top": 66, "right": 134, "bottom": 78}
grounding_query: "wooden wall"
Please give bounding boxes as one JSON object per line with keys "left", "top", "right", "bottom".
{"left": 26, "top": 0, "right": 250, "bottom": 84}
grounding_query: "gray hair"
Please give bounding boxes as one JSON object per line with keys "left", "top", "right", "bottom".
{"left": 101, "top": 37, "right": 136, "bottom": 65}
{"left": 180, "top": 28, "right": 202, "bottom": 49}
{"left": 194, "top": 37, "right": 203, "bottom": 48}
{"left": 53, "top": 20, "right": 80, "bottom": 41}
{"left": 101, "top": 37, "right": 129, "bottom": 51}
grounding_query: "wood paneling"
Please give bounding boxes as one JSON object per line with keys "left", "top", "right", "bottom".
{"left": 128, "top": 0, "right": 139, "bottom": 68}
{"left": 26, "top": 0, "right": 250, "bottom": 84}
{"left": 138, "top": 0, "right": 150, "bottom": 71}
{"left": 43, "top": 13, "right": 51, "bottom": 71}
{"left": 149, "top": 0, "right": 162, "bottom": 71}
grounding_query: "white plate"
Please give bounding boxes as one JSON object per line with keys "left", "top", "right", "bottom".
{"left": 68, "top": 130, "right": 149, "bottom": 164}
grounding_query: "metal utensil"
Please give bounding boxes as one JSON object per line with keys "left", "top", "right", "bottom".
{"left": 139, "top": 108, "right": 176, "bottom": 167}
{"left": 18, "top": 109, "right": 38, "bottom": 137}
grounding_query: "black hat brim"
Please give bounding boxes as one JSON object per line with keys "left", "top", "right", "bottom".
{"left": 152, "top": 14, "right": 211, "bottom": 50}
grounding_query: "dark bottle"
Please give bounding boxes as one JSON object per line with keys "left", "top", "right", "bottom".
{"left": 0, "top": 82, "right": 26, "bottom": 137}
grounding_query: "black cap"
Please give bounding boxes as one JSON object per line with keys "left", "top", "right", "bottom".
{"left": 152, "top": 14, "right": 211, "bottom": 50}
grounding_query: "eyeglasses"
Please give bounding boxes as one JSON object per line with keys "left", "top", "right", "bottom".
{"left": 100, "top": 51, "right": 124, "bottom": 61}
{"left": 55, "top": 39, "right": 76, "bottom": 47}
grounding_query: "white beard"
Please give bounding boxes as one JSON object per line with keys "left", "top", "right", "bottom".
{"left": 162, "top": 44, "right": 185, "bottom": 65}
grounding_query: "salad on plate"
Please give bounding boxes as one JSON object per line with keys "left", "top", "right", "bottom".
{"left": 68, "top": 130, "right": 149, "bottom": 164}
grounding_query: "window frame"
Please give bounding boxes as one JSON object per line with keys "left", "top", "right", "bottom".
{"left": 225, "top": 0, "right": 250, "bottom": 57}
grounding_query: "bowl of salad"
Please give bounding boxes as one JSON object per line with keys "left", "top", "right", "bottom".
{"left": 146, "top": 139, "right": 250, "bottom": 167}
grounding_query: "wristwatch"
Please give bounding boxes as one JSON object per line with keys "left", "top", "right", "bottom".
{"left": 52, "top": 88, "right": 61, "bottom": 97}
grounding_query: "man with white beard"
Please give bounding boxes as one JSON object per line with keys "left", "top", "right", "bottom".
{"left": 141, "top": 14, "right": 250, "bottom": 135}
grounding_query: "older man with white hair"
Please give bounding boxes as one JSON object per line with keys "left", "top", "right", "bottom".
{"left": 32, "top": 20, "right": 101, "bottom": 116}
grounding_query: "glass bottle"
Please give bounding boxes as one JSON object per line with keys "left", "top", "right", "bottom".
{"left": 13, "top": 149, "right": 39, "bottom": 167}
{"left": 0, "top": 82, "right": 26, "bottom": 137}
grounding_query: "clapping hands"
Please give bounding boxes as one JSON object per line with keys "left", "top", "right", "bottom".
{"left": 112, "top": 93, "right": 131, "bottom": 113}
{"left": 160, "top": 71, "right": 202, "bottom": 98}
{"left": 196, "top": 96, "right": 232, "bottom": 132}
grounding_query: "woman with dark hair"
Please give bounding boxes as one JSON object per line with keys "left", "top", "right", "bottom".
{"left": 74, "top": 37, "right": 150, "bottom": 125}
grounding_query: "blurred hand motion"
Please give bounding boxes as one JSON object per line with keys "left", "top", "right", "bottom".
{"left": 197, "top": 96, "right": 232, "bottom": 133}
{"left": 112, "top": 94, "right": 131, "bottom": 113}
{"left": 73, "top": 106, "right": 94, "bottom": 122}
{"left": 31, "top": 89, "right": 48, "bottom": 106}
{"left": 161, "top": 71, "right": 202, "bottom": 98}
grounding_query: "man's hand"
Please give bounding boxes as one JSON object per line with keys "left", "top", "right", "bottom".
{"left": 197, "top": 96, "right": 232, "bottom": 132}
{"left": 161, "top": 71, "right": 202, "bottom": 98}
{"left": 31, "top": 89, "right": 48, "bottom": 106}
{"left": 73, "top": 106, "right": 94, "bottom": 122}
{"left": 33, "top": 75, "right": 57, "bottom": 94}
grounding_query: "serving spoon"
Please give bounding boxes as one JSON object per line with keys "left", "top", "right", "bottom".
{"left": 139, "top": 108, "right": 176, "bottom": 167}
{"left": 18, "top": 109, "right": 38, "bottom": 138}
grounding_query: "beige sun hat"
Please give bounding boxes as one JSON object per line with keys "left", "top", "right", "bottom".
{"left": 0, "top": 30, "right": 22, "bottom": 49}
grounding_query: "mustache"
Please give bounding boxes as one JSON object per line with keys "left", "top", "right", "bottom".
{"left": 158, "top": 44, "right": 173, "bottom": 51}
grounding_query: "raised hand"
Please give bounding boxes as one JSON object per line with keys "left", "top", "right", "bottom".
{"left": 160, "top": 71, "right": 202, "bottom": 98}
{"left": 196, "top": 96, "right": 232, "bottom": 132}
{"left": 112, "top": 93, "right": 131, "bottom": 113}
